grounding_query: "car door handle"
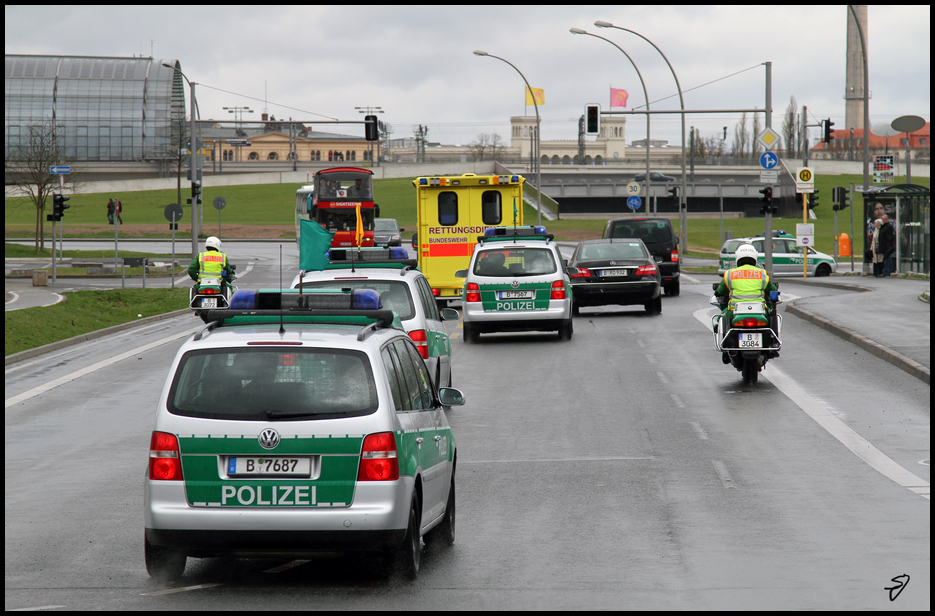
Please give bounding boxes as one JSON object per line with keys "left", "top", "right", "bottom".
{"left": 434, "top": 435, "right": 442, "bottom": 442}
{"left": 415, "top": 437, "right": 424, "bottom": 444}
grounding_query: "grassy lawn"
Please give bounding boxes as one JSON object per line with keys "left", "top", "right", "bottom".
{"left": 5, "top": 288, "right": 190, "bottom": 356}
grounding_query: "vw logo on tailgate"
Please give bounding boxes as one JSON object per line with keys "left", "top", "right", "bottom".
{"left": 258, "top": 428, "right": 280, "bottom": 450}
{"left": 511, "top": 279, "right": 520, "bottom": 288}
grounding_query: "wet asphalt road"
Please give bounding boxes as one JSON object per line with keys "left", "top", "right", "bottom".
{"left": 4, "top": 245, "right": 930, "bottom": 610}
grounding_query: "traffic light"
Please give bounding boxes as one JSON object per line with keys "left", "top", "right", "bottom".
{"left": 807, "top": 189, "right": 819, "bottom": 210}
{"left": 822, "top": 118, "right": 835, "bottom": 143}
{"left": 667, "top": 186, "right": 679, "bottom": 200}
{"left": 759, "top": 186, "right": 773, "bottom": 216}
{"left": 832, "top": 186, "right": 850, "bottom": 211}
{"left": 188, "top": 181, "right": 202, "bottom": 205}
{"left": 585, "top": 104, "right": 600, "bottom": 135}
{"left": 364, "top": 115, "right": 379, "bottom": 141}
{"left": 52, "top": 193, "right": 70, "bottom": 220}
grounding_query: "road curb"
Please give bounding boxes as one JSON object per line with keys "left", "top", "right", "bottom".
{"left": 785, "top": 300, "right": 930, "bottom": 385}
{"left": 5, "top": 308, "right": 193, "bottom": 366}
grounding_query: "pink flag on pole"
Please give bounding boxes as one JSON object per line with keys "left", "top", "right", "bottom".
{"left": 610, "top": 87, "right": 629, "bottom": 108}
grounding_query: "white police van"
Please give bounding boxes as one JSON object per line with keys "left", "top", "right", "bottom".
{"left": 144, "top": 288, "right": 465, "bottom": 581}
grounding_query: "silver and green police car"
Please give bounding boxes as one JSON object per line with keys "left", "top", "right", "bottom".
{"left": 144, "top": 288, "right": 464, "bottom": 581}
{"left": 718, "top": 232, "right": 837, "bottom": 277}
{"left": 456, "top": 226, "right": 574, "bottom": 342}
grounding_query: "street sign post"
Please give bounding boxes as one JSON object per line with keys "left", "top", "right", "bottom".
{"left": 164, "top": 203, "right": 184, "bottom": 288}
{"left": 626, "top": 196, "right": 641, "bottom": 211}
{"left": 213, "top": 196, "right": 227, "bottom": 237}
{"left": 759, "top": 152, "right": 778, "bottom": 169}
{"left": 625, "top": 182, "right": 641, "bottom": 196}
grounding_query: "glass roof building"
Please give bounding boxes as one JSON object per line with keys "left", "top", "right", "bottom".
{"left": 5, "top": 55, "right": 185, "bottom": 162}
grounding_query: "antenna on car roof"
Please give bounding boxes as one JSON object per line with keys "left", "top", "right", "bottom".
{"left": 279, "top": 245, "right": 285, "bottom": 334}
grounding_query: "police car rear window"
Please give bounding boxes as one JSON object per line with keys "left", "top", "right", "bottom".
{"left": 300, "top": 280, "right": 414, "bottom": 320}
{"left": 168, "top": 348, "right": 378, "bottom": 421}
{"left": 474, "top": 248, "right": 556, "bottom": 277}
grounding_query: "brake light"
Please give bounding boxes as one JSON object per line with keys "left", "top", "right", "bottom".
{"left": 741, "top": 317, "right": 768, "bottom": 327}
{"left": 635, "top": 264, "right": 658, "bottom": 276}
{"left": 149, "top": 431, "right": 182, "bottom": 481}
{"left": 201, "top": 288, "right": 219, "bottom": 294}
{"left": 465, "top": 282, "right": 481, "bottom": 303}
{"left": 670, "top": 249, "right": 679, "bottom": 262}
{"left": 550, "top": 279, "right": 566, "bottom": 300}
{"left": 358, "top": 432, "right": 399, "bottom": 481}
{"left": 409, "top": 329, "right": 429, "bottom": 359}
{"left": 568, "top": 267, "right": 591, "bottom": 278}
{"left": 431, "top": 287, "right": 440, "bottom": 296}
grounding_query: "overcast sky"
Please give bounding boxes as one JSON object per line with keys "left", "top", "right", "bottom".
{"left": 5, "top": 5, "right": 930, "bottom": 148}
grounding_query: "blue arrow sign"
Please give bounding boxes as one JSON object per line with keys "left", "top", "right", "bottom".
{"left": 50, "top": 166, "right": 71, "bottom": 174}
{"left": 759, "top": 152, "right": 777, "bottom": 170}
{"left": 627, "top": 196, "right": 642, "bottom": 210}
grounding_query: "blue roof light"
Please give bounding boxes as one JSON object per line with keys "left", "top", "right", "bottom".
{"left": 229, "top": 289, "right": 257, "bottom": 310}
{"left": 350, "top": 288, "right": 381, "bottom": 310}
{"left": 419, "top": 178, "right": 428, "bottom": 185}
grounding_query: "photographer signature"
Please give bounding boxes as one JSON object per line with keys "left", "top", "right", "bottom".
{"left": 885, "top": 574, "right": 909, "bottom": 601}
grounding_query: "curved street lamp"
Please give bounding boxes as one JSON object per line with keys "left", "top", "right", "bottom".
{"left": 473, "top": 51, "right": 542, "bottom": 226}
{"left": 595, "top": 21, "right": 687, "bottom": 250}
{"left": 570, "top": 27, "right": 652, "bottom": 210}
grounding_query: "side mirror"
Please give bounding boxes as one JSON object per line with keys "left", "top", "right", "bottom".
{"left": 454, "top": 269, "right": 467, "bottom": 278}
{"left": 712, "top": 282, "right": 720, "bottom": 291}
{"left": 675, "top": 236, "right": 679, "bottom": 245}
{"left": 440, "top": 308, "right": 460, "bottom": 322}
{"left": 437, "top": 387, "right": 465, "bottom": 407}
{"left": 411, "top": 233, "right": 418, "bottom": 249}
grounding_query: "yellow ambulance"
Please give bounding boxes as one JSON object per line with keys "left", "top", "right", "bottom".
{"left": 412, "top": 173, "right": 525, "bottom": 306}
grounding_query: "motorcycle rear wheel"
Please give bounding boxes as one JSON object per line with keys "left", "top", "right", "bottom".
{"left": 742, "top": 358, "right": 759, "bottom": 384}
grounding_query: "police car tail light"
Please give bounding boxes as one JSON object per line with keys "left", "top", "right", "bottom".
{"left": 568, "top": 267, "right": 591, "bottom": 278}
{"left": 636, "top": 264, "right": 658, "bottom": 277}
{"left": 358, "top": 432, "right": 399, "bottom": 481}
{"left": 149, "top": 431, "right": 182, "bottom": 481}
{"left": 409, "top": 329, "right": 429, "bottom": 359}
{"left": 465, "top": 283, "right": 481, "bottom": 303}
{"left": 670, "top": 249, "right": 679, "bottom": 262}
{"left": 550, "top": 280, "right": 566, "bottom": 300}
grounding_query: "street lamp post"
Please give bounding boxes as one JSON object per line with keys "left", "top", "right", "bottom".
{"left": 595, "top": 21, "right": 687, "bottom": 254}
{"left": 473, "top": 51, "right": 542, "bottom": 226}
{"left": 355, "top": 106, "right": 384, "bottom": 167}
{"left": 570, "top": 27, "right": 652, "bottom": 214}
{"left": 162, "top": 62, "right": 200, "bottom": 259}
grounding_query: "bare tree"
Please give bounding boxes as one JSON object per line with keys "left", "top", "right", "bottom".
{"left": 5, "top": 120, "right": 76, "bottom": 254}
{"left": 732, "top": 113, "right": 750, "bottom": 160}
{"left": 782, "top": 96, "right": 799, "bottom": 159}
{"left": 469, "top": 133, "right": 504, "bottom": 161}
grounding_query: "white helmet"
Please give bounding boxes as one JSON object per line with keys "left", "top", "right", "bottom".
{"left": 734, "top": 243, "right": 758, "bottom": 266}
{"left": 205, "top": 236, "right": 222, "bottom": 252}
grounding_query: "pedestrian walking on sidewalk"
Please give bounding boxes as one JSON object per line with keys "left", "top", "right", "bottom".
{"left": 107, "top": 198, "right": 115, "bottom": 224}
{"left": 115, "top": 198, "right": 124, "bottom": 224}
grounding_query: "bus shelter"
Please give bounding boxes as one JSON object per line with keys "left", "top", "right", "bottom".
{"left": 862, "top": 184, "right": 930, "bottom": 275}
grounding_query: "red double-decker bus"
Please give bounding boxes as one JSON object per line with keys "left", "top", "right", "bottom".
{"left": 310, "top": 167, "right": 378, "bottom": 248}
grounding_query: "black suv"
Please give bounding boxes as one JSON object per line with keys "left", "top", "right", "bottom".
{"left": 602, "top": 217, "right": 680, "bottom": 296}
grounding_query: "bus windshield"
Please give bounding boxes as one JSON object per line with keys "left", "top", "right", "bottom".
{"left": 317, "top": 207, "right": 374, "bottom": 232}
{"left": 315, "top": 171, "right": 373, "bottom": 201}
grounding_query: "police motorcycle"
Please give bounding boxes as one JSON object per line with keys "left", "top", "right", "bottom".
{"left": 189, "top": 265, "right": 237, "bottom": 312}
{"left": 710, "top": 284, "right": 782, "bottom": 385}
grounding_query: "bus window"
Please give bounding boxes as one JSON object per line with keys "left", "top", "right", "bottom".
{"left": 438, "top": 192, "right": 458, "bottom": 226}
{"left": 481, "top": 191, "right": 502, "bottom": 225}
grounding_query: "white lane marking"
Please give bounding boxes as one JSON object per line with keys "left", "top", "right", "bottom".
{"left": 656, "top": 371, "right": 669, "bottom": 384}
{"left": 45, "top": 293, "right": 66, "bottom": 307}
{"left": 141, "top": 583, "right": 224, "bottom": 596}
{"left": 690, "top": 421, "right": 708, "bottom": 439}
{"left": 680, "top": 272, "right": 700, "bottom": 283}
{"left": 5, "top": 324, "right": 203, "bottom": 408}
{"left": 712, "top": 460, "right": 736, "bottom": 489}
{"left": 692, "top": 306, "right": 930, "bottom": 500}
{"left": 5, "top": 291, "right": 20, "bottom": 305}
{"left": 671, "top": 394, "right": 686, "bottom": 408}
{"left": 8, "top": 606, "right": 67, "bottom": 611}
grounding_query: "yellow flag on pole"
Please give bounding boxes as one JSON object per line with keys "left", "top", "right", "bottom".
{"left": 355, "top": 203, "right": 364, "bottom": 247}
{"left": 525, "top": 87, "right": 545, "bottom": 106}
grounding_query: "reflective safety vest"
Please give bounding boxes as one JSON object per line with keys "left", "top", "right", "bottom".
{"left": 198, "top": 250, "right": 228, "bottom": 280}
{"left": 723, "top": 264, "right": 769, "bottom": 310}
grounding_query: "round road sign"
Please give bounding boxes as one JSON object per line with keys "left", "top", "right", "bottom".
{"left": 213, "top": 196, "right": 227, "bottom": 210}
{"left": 626, "top": 196, "right": 642, "bottom": 210}
{"left": 163, "top": 203, "right": 183, "bottom": 222}
{"left": 625, "top": 182, "right": 641, "bottom": 196}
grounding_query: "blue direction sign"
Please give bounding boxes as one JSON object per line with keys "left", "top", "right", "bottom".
{"left": 627, "top": 196, "right": 642, "bottom": 210}
{"left": 50, "top": 166, "right": 71, "bottom": 174}
{"left": 759, "top": 152, "right": 778, "bottom": 170}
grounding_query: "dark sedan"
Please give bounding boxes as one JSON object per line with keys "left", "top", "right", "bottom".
{"left": 633, "top": 171, "right": 676, "bottom": 182}
{"left": 566, "top": 239, "right": 662, "bottom": 315}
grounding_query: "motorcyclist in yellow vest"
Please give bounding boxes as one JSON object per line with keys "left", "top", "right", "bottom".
{"left": 188, "top": 236, "right": 235, "bottom": 295}
{"left": 714, "top": 243, "right": 778, "bottom": 336}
